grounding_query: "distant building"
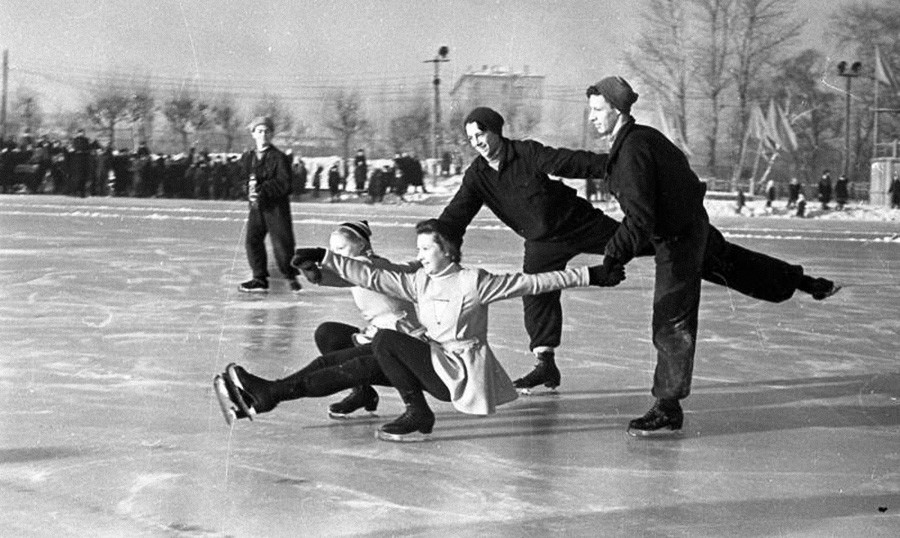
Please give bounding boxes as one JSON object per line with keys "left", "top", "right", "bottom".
{"left": 449, "top": 65, "right": 545, "bottom": 138}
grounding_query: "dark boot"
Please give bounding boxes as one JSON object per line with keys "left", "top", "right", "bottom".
{"left": 798, "top": 275, "right": 841, "bottom": 300}
{"left": 376, "top": 391, "right": 435, "bottom": 442}
{"left": 224, "top": 363, "right": 278, "bottom": 419}
{"left": 328, "top": 385, "right": 379, "bottom": 419}
{"left": 513, "top": 349, "right": 561, "bottom": 392}
{"left": 627, "top": 399, "right": 684, "bottom": 437}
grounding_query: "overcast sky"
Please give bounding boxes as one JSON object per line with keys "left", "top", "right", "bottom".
{"left": 0, "top": 0, "right": 853, "bottom": 113}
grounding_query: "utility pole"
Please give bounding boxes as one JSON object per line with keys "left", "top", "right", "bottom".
{"left": 1, "top": 49, "right": 8, "bottom": 141}
{"left": 836, "top": 60, "right": 861, "bottom": 178}
{"left": 424, "top": 46, "right": 449, "bottom": 160}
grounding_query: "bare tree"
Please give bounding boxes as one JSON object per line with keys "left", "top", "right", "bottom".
{"left": 325, "top": 89, "right": 369, "bottom": 163}
{"left": 162, "top": 86, "right": 209, "bottom": 153}
{"left": 830, "top": 0, "right": 900, "bottom": 170}
{"left": 389, "top": 100, "right": 430, "bottom": 155}
{"left": 210, "top": 92, "right": 243, "bottom": 153}
{"left": 624, "top": 0, "right": 693, "bottom": 146}
{"left": 84, "top": 79, "right": 130, "bottom": 149}
{"left": 126, "top": 78, "right": 155, "bottom": 150}
{"left": 13, "top": 86, "right": 43, "bottom": 137}
{"left": 691, "top": 0, "right": 737, "bottom": 170}
{"left": 729, "top": 0, "right": 803, "bottom": 188}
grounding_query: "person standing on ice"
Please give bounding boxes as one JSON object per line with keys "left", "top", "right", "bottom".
{"left": 436, "top": 106, "right": 840, "bottom": 400}
{"left": 584, "top": 76, "right": 840, "bottom": 436}
{"left": 237, "top": 116, "right": 302, "bottom": 294}
{"left": 221, "top": 219, "right": 625, "bottom": 442}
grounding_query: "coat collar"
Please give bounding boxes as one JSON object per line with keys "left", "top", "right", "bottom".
{"left": 607, "top": 117, "right": 636, "bottom": 166}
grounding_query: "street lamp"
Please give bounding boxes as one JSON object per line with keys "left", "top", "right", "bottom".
{"left": 424, "top": 46, "right": 450, "bottom": 160}
{"left": 836, "top": 60, "right": 861, "bottom": 178}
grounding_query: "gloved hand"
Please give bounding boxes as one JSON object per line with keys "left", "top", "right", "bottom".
{"left": 291, "top": 247, "right": 326, "bottom": 269}
{"left": 298, "top": 260, "right": 322, "bottom": 284}
{"left": 588, "top": 256, "right": 625, "bottom": 287}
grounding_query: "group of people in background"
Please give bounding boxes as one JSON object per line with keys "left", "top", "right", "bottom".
{"left": 738, "top": 168, "right": 862, "bottom": 217}
{"left": 0, "top": 131, "right": 448, "bottom": 205}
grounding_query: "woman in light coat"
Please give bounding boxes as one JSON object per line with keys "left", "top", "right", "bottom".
{"left": 292, "top": 218, "right": 624, "bottom": 441}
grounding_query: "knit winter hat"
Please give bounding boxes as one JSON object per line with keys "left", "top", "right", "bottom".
{"left": 248, "top": 116, "right": 275, "bottom": 131}
{"left": 464, "top": 107, "right": 505, "bottom": 134}
{"left": 338, "top": 220, "right": 372, "bottom": 243}
{"left": 587, "top": 76, "right": 639, "bottom": 114}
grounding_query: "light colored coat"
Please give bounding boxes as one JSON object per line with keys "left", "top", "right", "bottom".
{"left": 321, "top": 251, "right": 591, "bottom": 415}
{"left": 317, "top": 255, "right": 423, "bottom": 337}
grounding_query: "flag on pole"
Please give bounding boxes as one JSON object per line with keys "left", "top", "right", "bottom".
{"left": 748, "top": 102, "right": 775, "bottom": 150}
{"left": 766, "top": 100, "right": 786, "bottom": 150}
{"left": 656, "top": 101, "right": 692, "bottom": 157}
{"left": 775, "top": 102, "right": 799, "bottom": 152}
{"left": 874, "top": 46, "right": 898, "bottom": 92}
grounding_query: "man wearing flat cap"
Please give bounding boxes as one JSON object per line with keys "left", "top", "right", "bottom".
{"left": 586, "top": 76, "right": 839, "bottom": 435}
{"left": 238, "top": 116, "right": 302, "bottom": 294}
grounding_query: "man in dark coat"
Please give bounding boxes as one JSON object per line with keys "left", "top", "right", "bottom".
{"left": 353, "top": 149, "right": 367, "bottom": 193}
{"left": 585, "top": 77, "right": 839, "bottom": 435}
{"left": 239, "top": 116, "right": 301, "bottom": 294}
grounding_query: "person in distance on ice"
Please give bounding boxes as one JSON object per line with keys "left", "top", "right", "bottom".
{"left": 584, "top": 76, "right": 840, "bottom": 436}
{"left": 237, "top": 116, "right": 302, "bottom": 294}
{"left": 215, "top": 220, "right": 422, "bottom": 425}
{"left": 227, "top": 219, "right": 624, "bottom": 442}
{"left": 436, "top": 106, "right": 840, "bottom": 403}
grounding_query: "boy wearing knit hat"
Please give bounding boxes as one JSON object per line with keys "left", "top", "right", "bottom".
{"left": 586, "top": 76, "right": 839, "bottom": 435}
{"left": 238, "top": 116, "right": 302, "bottom": 294}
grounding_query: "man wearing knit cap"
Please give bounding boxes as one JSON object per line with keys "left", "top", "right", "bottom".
{"left": 438, "top": 106, "right": 623, "bottom": 393}
{"left": 238, "top": 116, "right": 302, "bottom": 294}
{"left": 586, "top": 76, "right": 839, "bottom": 435}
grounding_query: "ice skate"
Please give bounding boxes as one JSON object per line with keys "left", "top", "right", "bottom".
{"left": 809, "top": 278, "right": 841, "bottom": 300}
{"left": 375, "top": 392, "right": 434, "bottom": 442}
{"left": 328, "top": 386, "right": 379, "bottom": 420}
{"left": 513, "top": 350, "right": 560, "bottom": 394}
{"left": 213, "top": 374, "right": 249, "bottom": 426}
{"left": 224, "top": 363, "right": 278, "bottom": 418}
{"left": 627, "top": 399, "right": 684, "bottom": 437}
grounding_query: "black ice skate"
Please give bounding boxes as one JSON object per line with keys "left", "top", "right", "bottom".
{"left": 809, "top": 278, "right": 841, "bottom": 300}
{"left": 375, "top": 392, "right": 434, "bottom": 443}
{"left": 213, "top": 374, "right": 249, "bottom": 426}
{"left": 328, "top": 386, "right": 379, "bottom": 420}
{"left": 627, "top": 399, "right": 684, "bottom": 437}
{"left": 222, "top": 363, "right": 278, "bottom": 419}
{"left": 513, "top": 350, "right": 561, "bottom": 394}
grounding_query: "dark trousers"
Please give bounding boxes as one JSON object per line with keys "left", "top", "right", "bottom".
{"left": 314, "top": 321, "right": 359, "bottom": 354}
{"left": 522, "top": 211, "right": 619, "bottom": 350}
{"left": 650, "top": 219, "right": 708, "bottom": 400}
{"left": 521, "top": 210, "right": 804, "bottom": 352}
{"left": 371, "top": 330, "right": 451, "bottom": 401}
{"left": 245, "top": 198, "right": 297, "bottom": 281}
{"left": 275, "top": 342, "right": 391, "bottom": 402}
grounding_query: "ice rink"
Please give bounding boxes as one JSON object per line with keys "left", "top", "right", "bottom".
{"left": 1, "top": 194, "right": 898, "bottom": 537}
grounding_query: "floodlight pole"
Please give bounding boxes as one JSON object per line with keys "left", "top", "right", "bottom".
{"left": 424, "top": 47, "right": 449, "bottom": 161}
{"left": 836, "top": 61, "right": 861, "bottom": 177}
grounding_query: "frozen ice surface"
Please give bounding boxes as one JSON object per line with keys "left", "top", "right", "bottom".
{"left": 1, "top": 194, "right": 898, "bottom": 537}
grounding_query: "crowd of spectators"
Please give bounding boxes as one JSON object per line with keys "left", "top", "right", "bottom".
{"left": 0, "top": 133, "right": 449, "bottom": 204}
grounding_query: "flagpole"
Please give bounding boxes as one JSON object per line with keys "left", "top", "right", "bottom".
{"left": 874, "top": 68, "right": 880, "bottom": 159}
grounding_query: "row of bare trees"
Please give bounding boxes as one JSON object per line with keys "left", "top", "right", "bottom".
{"left": 624, "top": 0, "right": 900, "bottom": 188}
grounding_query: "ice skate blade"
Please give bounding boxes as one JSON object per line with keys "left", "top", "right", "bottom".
{"left": 237, "top": 287, "right": 268, "bottom": 294}
{"left": 224, "top": 364, "right": 256, "bottom": 421}
{"left": 213, "top": 375, "right": 238, "bottom": 426}
{"left": 328, "top": 410, "right": 379, "bottom": 421}
{"left": 375, "top": 429, "right": 431, "bottom": 443}
{"left": 626, "top": 427, "right": 684, "bottom": 438}
{"left": 516, "top": 386, "right": 559, "bottom": 396}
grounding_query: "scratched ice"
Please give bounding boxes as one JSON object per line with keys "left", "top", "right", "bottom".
{"left": 0, "top": 194, "right": 898, "bottom": 536}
